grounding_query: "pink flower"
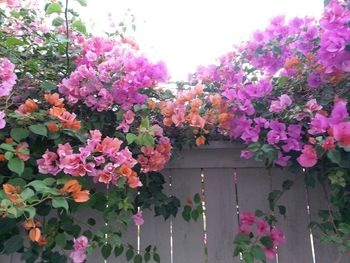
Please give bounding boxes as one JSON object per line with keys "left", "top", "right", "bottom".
{"left": 240, "top": 150, "right": 253, "bottom": 159}
{"left": 306, "top": 99, "right": 322, "bottom": 112}
{"left": 264, "top": 247, "right": 277, "bottom": 260}
{"left": 256, "top": 219, "right": 270, "bottom": 235}
{"left": 37, "top": 150, "right": 61, "bottom": 175}
{"left": 329, "top": 99, "right": 349, "bottom": 125}
{"left": 132, "top": 211, "right": 144, "bottom": 226}
{"left": 297, "top": 145, "right": 318, "bottom": 168}
{"left": 0, "top": 111, "right": 6, "bottom": 129}
{"left": 322, "top": 137, "right": 335, "bottom": 150}
{"left": 333, "top": 122, "right": 350, "bottom": 147}
{"left": 0, "top": 58, "right": 17, "bottom": 97}
{"left": 269, "top": 95, "right": 292, "bottom": 113}
{"left": 240, "top": 212, "right": 255, "bottom": 226}
{"left": 270, "top": 228, "right": 285, "bottom": 246}
{"left": 16, "top": 142, "right": 30, "bottom": 161}
{"left": 70, "top": 236, "right": 88, "bottom": 263}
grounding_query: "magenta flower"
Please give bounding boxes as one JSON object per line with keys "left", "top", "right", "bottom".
{"left": 256, "top": 219, "right": 270, "bottom": 235}
{"left": 269, "top": 95, "right": 292, "bottom": 113}
{"left": 297, "top": 145, "right": 318, "bottom": 168}
{"left": 0, "top": 111, "right": 6, "bottom": 129}
{"left": 240, "top": 212, "right": 255, "bottom": 226}
{"left": 264, "top": 247, "right": 277, "bottom": 260}
{"left": 0, "top": 58, "right": 17, "bottom": 97}
{"left": 70, "top": 236, "right": 89, "bottom": 263}
{"left": 132, "top": 211, "right": 144, "bottom": 226}
{"left": 240, "top": 150, "right": 254, "bottom": 159}
{"left": 333, "top": 122, "right": 350, "bottom": 147}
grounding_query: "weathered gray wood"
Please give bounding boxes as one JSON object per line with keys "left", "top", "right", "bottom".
{"left": 205, "top": 168, "right": 237, "bottom": 263}
{"left": 171, "top": 168, "right": 205, "bottom": 263}
{"left": 308, "top": 181, "right": 350, "bottom": 263}
{"left": 140, "top": 169, "right": 171, "bottom": 263}
{"left": 271, "top": 170, "right": 314, "bottom": 263}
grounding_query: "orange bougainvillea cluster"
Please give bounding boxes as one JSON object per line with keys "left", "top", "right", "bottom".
{"left": 23, "top": 219, "right": 47, "bottom": 245}
{"left": 60, "top": 179, "right": 90, "bottom": 203}
{"left": 158, "top": 84, "right": 234, "bottom": 145}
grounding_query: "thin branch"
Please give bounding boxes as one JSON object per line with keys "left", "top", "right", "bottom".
{"left": 64, "top": 0, "right": 70, "bottom": 76}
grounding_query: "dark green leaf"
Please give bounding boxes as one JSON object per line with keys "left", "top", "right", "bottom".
{"left": 3, "top": 235, "right": 23, "bottom": 254}
{"left": 52, "top": 197, "right": 69, "bottom": 212}
{"left": 8, "top": 157, "right": 24, "bottom": 175}
{"left": 251, "top": 245, "right": 266, "bottom": 261}
{"left": 260, "top": 236, "right": 273, "bottom": 248}
{"left": 126, "top": 248, "right": 134, "bottom": 261}
{"left": 40, "top": 81, "right": 57, "bottom": 91}
{"left": 134, "top": 254, "right": 142, "bottom": 263}
{"left": 114, "top": 245, "right": 124, "bottom": 257}
{"left": 193, "top": 193, "right": 201, "bottom": 204}
{"left": 29, "top": 124, "right": 47, "bottom": 136}
{"left": 102, "top": 244, "right": 112, "bottom": 259}
{"left": 153, "top": 253, "right": 160, "bottom": 263}
{"left": 10, "top": 128, "right": 29, "bottom": 142}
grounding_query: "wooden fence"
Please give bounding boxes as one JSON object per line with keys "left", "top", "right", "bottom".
{"left": 2, "top": 142, "right": 349, "bottom": 263}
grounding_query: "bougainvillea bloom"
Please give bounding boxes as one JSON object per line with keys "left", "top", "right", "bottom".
{"left": 297, "top": 145, "right": 318, "bottom": 168}
{"left": 333, "top": 122, "right": 350, "bottom": 147}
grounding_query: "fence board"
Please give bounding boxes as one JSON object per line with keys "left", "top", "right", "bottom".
{"left": 171, "top": 168, "right": 205, "bottom": 263}
{"left": 205, "top": 168, "right": 237, "bottom": 263}
{"left": 140, "top": 169, "right": 172, "bottom": 263}
{"left": 271, "top": 170, "right": 314, "bottom": 263}
{"left": 308, "top": 181, "right": 350, "bottom": 263}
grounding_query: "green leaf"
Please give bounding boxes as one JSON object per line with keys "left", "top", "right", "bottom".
{"left": 8, "top": 157, "right": 24, "bottom": 175}
{"left": 141, "top": 118, "right": 150, "bottom": 129}
{"left": 134, "top": 254, "right": 142, "bottom": 263}
{"left": 46, "top": 3, "right": 62, "bottom": 14}
{"left": 10, "top": 128, "right": 29, "bottom": 142}
{"left": 102, "top": 244, "right": 112, "bottom": 259}
{"left": 23, "top": 207, "right": 36, "bottom": 219}
{"left": 126, "top": 248, "right": 134, "bottom": 261}
{"left": 193, "top": 193, "right": 201, "bottom": 204}
{"left": 87, "top": 218, "right": 96, "bottom": 226}
{"left": 251, "top": 245, "right": 266, "bottom": 261}
{"left": 52, "top": 17, "right": 65, "bottom": 26}
{"left": 114, "top": 245, "right": 124, "bottom": 257}
{"left": 327, "top": 150, "right": 341, "bottom": 165}
{"left": 191, "top": 209, "right": 199, "bottom": 221}
{"left": 153, "top": 253, "right": 160, "bottom": 263}
{"left": 182, "top": 205, "right": 191, "bottom": 222}
{"left": 0, "top": 143, "right": 15, "bottom": 152}
{"left": 243, "top": 252, "right": 254, "bottom": 263}
{"left": 141, "top": 133, "right": 154, "bottom": 147}
{"left": 4, "top": 151, "right": 14, "bottom": 160}
{"left": 255, "top": 209, "right": 264, "bottom": 217}
{"left": 55, "top": 233, "right": 67, "bottom": 248}
{"left": 234, "top": 233, "right": 251, "bottom": 245}
{"left": 28, "top": 180, "right": 48, "bottom": 191}
{"left": 110, "top": 234, "right": 121, "bottom": 247}
{"left": 5, "top": 37, "right": 24, "bottom": 46}
{"left": 260, "top": 236, "right": 273, "bottom": 248}
{"left": 43, "top": 177, "right": 56, "bottom": 186}
{"left": 40, "top": 81, "right": 57, "bottom": 91}
{"left": 144, "top": 252, "right": 151, "bottom": 262}
{"left": 21, "top": 188, "right": 34, "bottom": 200}
{"left": 52, "top": 197, "right": 69, "bottom": 212}
{"left": 29, "top": 124, "right": 47, "bottom": 136}
{"left": 72, "top": 20, "right": 87, "bottom": 34}
{"left": 126, "top": 133, "right": 138, "bottom": 145}
{"left": 278, "top": 205, "right": 286, "bottom": 217}
{"left": 282, "top": 180, "right": 293, "bottom": 191}
{"left": 75, "top": 0, "right": 87, "bottom": 6}
{"left": 3, "top": 235, "right": 23, "bottom": 254}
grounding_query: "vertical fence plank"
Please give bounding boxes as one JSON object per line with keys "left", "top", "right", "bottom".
{"left": 271, "top": 170, "right": 314, "bottom": 263}
{"left": 140, "top": 169, "right": 171, "bottom": 263}
{"left": 205, "top": 168, "right": 237, "bottom": 263}
{"left": 308, "top": 181, "right": 350, "bottom": 263}
{"left": 171, "top": 168, "right": 205, "bottom": 263}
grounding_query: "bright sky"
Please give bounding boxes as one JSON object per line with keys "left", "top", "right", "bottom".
{"left": 79, "top": 0, "right": 324, "bottom": 80}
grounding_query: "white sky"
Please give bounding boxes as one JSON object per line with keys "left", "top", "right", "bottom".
{"left": 79, "top": 0, "right": 324, "bottom": 80}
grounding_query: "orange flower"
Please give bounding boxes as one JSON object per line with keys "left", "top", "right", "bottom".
{"left": 196, "top": 136, "right": 206, "bottom": 146}
{"left": 194, "top": 84, "right": 204, "bottom": 96}
{"left": 72, "top": 190, "right": 90, "bottom": 203}
{"left": 48, "top": 106, "right": 66, "bottom": 117}
{"left": 128, "top": 173, "right": 142, "bottom": 189}
{"left": 210, "top": 94, "right": 222, "bottom": 107}
{"left": 5, "top": 138, "right": 14, "bottom": 143}
{"left": 44, "top": 93, "right": 64, "bottom": 107}
{"left": 23, "top": 219, "right": 36, "bottom": 230}
{"left": 17, "top": 99, "right": 38, "bottom": 115}
{"left": 38, "top": 236, "right": 48, "bottom": 246}
{"left": 284, "top": 56, "right": 300, "bottom": 69}
{"left": 163, "top": 118, "right": 173, "bottom": 126}
{"left": 59, "top": 112, "right": 81, "bottom": 131}
{"left": 161, "top": 107, "right": 174, "bottom": 117}
{"left": 3, "top": 184, "right": 20, "bottom": 195}
{"left": 191, "top": 98, "right": 203, "bottom": 111}
{"left": 60, "top": 179, "right": 82, "bottom": 194}
{"left": 148, "top": 100, "right": 156, "bottom": 110}
{"left": 29, "top": 228, "right": 41, "bottom": 242}
{"left": 118, "top": 164, "right": 132, "bottom": 177}
{"left": 0, "top": 154, "right": 5, "bottom": 161}
{"left": 47, "top": 123, "right": 59, "bottom": 132}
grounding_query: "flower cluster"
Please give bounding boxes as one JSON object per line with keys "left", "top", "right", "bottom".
{"left": 59, "top": 37, "right": 169, "bottom": 111}
{"left": 37, "top": 130, "right": 141, "bottom": 188}
{"left": 239, "top": 212, "right": 285, "bottom": 260}
{"left": 70, "top": 236, "right": 89, "bottom": 263}
{"left": 0, "top": 57, "right": 17, "bottom": 97}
